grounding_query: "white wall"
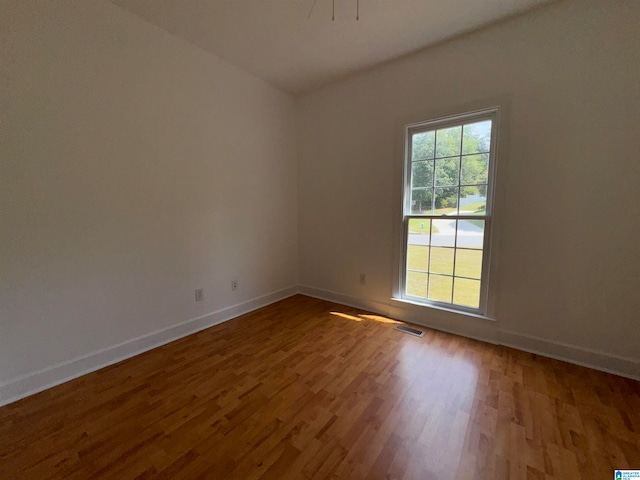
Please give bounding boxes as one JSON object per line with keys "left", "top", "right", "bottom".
{"left": 0, "top": 0, "right": 298, "bottom": 402}
{"left": 2, "top": 0, "right": 638, "bottom": 405}
{"left": 297, "top": 0, "right": 640, "bottom": 377}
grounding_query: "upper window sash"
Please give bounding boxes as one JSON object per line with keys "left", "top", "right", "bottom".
{"left": 403, "top": 109, "right": 498, "bottom": 219}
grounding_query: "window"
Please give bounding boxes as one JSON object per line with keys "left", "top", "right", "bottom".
{"left": 400, "top": 108, "right": 498, "bottom": 314}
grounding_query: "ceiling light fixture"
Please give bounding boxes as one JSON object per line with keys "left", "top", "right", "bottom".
{"left": 307, "top": 0, "right": 360, "bottom": 21}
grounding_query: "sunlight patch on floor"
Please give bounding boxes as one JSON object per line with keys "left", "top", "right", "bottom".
{"left": 330, "top": 311, "right": 361, "bottom": 321}
{"left": 330, "top": 311, "right": 404, "bottom": 325}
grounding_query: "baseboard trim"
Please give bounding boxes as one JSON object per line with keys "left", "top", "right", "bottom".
{"left": 299, "top": 285, "right": 499, "bottom": 346}
{"left": 298, "top": 286, "right": 639, "bottom": 381}
{"left": 499, "top": 330, "right": 640, "bottom": 381}
{"left": 298, "top": 285, "right": 392, "bottom": 317}
{"left": 0, "top": 286, "right": 299, "bottom": 407}
{"left": 2, "top": 285, "right": 637, "bottom": 407}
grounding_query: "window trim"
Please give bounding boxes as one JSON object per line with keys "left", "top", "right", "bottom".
{"left": 397, "top": 107, "right": 500, "bottom": 316}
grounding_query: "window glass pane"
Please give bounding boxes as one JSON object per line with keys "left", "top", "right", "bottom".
{"left": 407, "top": 245, "right": 429, "bottom": 271}
{"left": 412, "top": 131, "right": 435, "bottom": 161}
{"left": 406, "top": 271, "right": 427, "bottom": 298}
{"left": 454, "top": 249, "right": 483, "bottom": 279}
{"left": 429, "top": 247, "right": 454, "bottom": 275}
{"left": 408, "top": 219, "right": 432, "bottom": 240}
{"left": 428, "top": 275, "right": 453, "bottom": 303}
{"left": 434, "top": 157, "right": 460, "bottom": 187}
{"left": 410, "top": 188, "right": 433, "bottom": 214}
{"left": 461, "top": 153, "right": 489, "bottom": 185}
{"left": 462, "top": 120, "right": 491, "bottom": 155}
{"left": 453, "top": 278, "right": 481, "bottom": 308}
{"left": 412, "top": 161, "right": 434, "bottom": 188}
{"left": 431, "top": 219, "right": 456, "bottom": 247}
{"left": 456, "top": 219, "right": 484, "bottom": 249}
{"left": 403, "top": 111, "right": 496, "bottom": 313}
{"left": 433, "top": 187, "right": 459, "bottom": 215}
{"left": 435, "top": 126, "right": 462, "bottom": 158}
{"left": 459, "top": 186, "right": 486, "bottom": 216}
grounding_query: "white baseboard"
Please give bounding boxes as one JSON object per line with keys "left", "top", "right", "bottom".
{"left": 299, "top": 285, "right": 639, "bottom": 381}
{"left": 499, "top": 330, "right": 640, "bottom": 381}
{"left": 298, "top": 285, "right": 392, "bottom": 317}
{"left": 300, "top": 285, "right": 499, "bottom": 345}
{"left": 0, "top": 286, "right": 299, "bottom": 407}
{"left": 2, "top": 285, "right": 637, "bottom": 407}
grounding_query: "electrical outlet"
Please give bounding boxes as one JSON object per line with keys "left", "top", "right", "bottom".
{"left": 195, "top": 288, "right": 204, "bottom": 301}
{"left": 231, "top": 280, "right": 238, "bottom": 291}
{"left": 359, "top": 273, "right": 367, "bottom": 285}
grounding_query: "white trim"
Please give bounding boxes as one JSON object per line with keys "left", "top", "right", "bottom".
{"left": 2, "top": 286, "right": 637, "bottom": 406}
{"left": 0, "top": 286, "right": 299, "bottom": 407}
{"left": 399, "top": 107, "right": 500, "bottom": 315}
{"left": 298, "top": 285, "right": 392, "bottom": 317}
{"left": 390, "top": 296, "right": 496, "bottom": 322}
{"left": 405, "top": 107, "right": 500, "bottom": 132}
{"left": 301, "top": 285, "right": 499, "bottom": 344}
{"left": 299, "top": 286, "right": 639, "bottom": 381}
{"left": 499, "top": 330, "right": 640, "bottom": 381}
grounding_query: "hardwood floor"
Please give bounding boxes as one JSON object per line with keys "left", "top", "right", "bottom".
{"left": 1, "top": 294, "right": 639, "bottom": 479}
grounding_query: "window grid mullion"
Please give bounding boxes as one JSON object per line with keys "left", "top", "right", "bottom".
{"left": 426, "top": 219, "right": 432, "bottom": 298}
{"left": 457, "top": 125, "right": 464, "bottom": 213}
{"left": 431, "top": 130, "right": 437, "bottom": 214}
{"left": 450, "top": 126, "right": 465, "bottom": 304}
{"left": 403, "top": 108, "right": 496, "bottom": 313}
{"left": 429, "top": 151, "right": 491, "bottom": 161}
{"left": 405, "top": 215, "right": 488, "bottom": 221}
{"left": 407, "top": 270, "right": 481, "bottom": 283}
{"left": 450, "top": 220, "right": 458, "bottom": 304}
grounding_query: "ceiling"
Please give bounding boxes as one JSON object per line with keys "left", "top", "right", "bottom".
{"left": 108, "top": 0, "right": 553, "bottom": 95}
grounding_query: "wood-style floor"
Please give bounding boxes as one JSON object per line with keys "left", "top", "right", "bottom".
{"left": 1, "top": 295, "right": 639, "bottom": 479}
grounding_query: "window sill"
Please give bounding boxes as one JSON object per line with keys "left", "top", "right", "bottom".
{"left": 389, "top": 297, "right": 497, "bottom": 322}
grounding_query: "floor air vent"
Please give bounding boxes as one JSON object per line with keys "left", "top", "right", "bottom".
{"left": 395, "top": 325, "right": 424, "bottom": 337}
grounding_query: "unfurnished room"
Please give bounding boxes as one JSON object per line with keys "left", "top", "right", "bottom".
{"left": 1, "top": 0, "right": 639, "bottom": 478}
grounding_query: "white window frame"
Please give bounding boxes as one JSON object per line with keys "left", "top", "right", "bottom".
{"left": 398, "top": 107, "right": 499, "bottom": 316}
